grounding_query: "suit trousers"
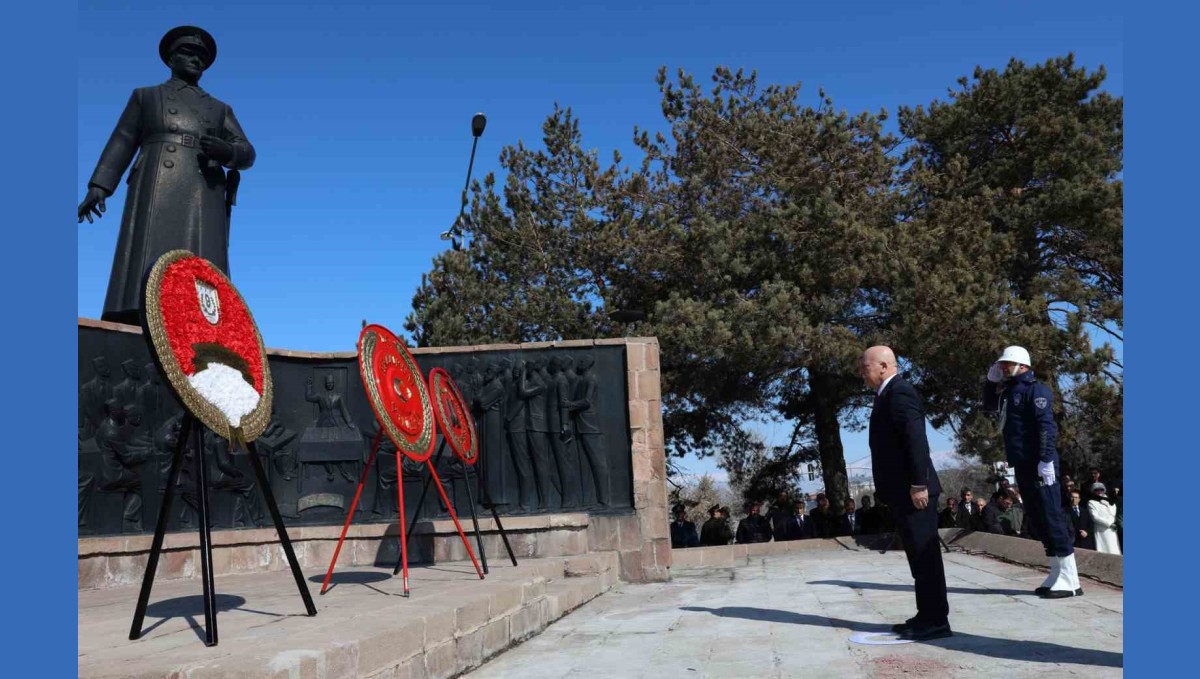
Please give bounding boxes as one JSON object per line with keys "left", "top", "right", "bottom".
{"left": 1015, "top": 469, "right": 1074, "bottom": 558}
{"left": 891, "top": 498, "right": 949, "bottom": 626}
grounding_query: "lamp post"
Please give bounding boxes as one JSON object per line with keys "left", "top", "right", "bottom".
{"left": 441, "top": 113, "right": 487, "bottom": 251}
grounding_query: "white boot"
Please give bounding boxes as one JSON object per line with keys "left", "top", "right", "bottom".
{"left": 1038, "top": 556, "right": 1060, "bottom": 591}
{"left": 1059, "top": 553, "right": 1081, "bottom": 594}
{"left": 1044, "top": 553, "right": 1081, "bottom": 597}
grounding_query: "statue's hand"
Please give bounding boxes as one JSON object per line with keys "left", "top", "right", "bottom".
{"left": 78, "top": 186, "right": 110, "bottom": 224}
{"left": 200, "top": 135, "right": 234, "bottom": 164}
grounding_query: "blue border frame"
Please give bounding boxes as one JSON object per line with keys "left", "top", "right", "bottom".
{"left": 1125, "top": 2, "right": 1195, "bottom": 673}
{"left": 5, "top": 1, "right": 78, "bottom": 674}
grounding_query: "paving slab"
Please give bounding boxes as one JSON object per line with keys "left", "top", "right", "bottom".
{"left": 465, "top": 549, "right": 1123, "bottom": 678}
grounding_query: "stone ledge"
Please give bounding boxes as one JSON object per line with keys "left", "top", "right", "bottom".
{"left": 669, "top": 538, "right": 846, "bottom": 570}
{"left": 940, "top": 528, "right": 1123, "bottom": 587}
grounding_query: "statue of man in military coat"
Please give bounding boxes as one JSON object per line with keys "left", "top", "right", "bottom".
{"left": 78, "top": 26, "right": 256, "bottom": 326}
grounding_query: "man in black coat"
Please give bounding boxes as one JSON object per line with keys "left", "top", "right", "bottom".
{"left": 861, "top": 345, "right": 951, "bottom": 640}
{"left": 735, "top": 501, "right": 773, "bottom": 544}
{"left": 670, "top": 505, "right": 700, "bottom": 549}
{"left": 939, "top": 497, "right": 960, "bottom": 529}
{"left": 78, "top": 26, "right": 255, "bottom": 325}
{"left": 767, "top": 493, "right": 794, "bottom": 541}
{"left": 856, "top": 495, "right": 879, "bottom": 535}
{"left": 699, "top": 504, "right": 733, "bottom": 546}
{"left": 808, "top": 493, "right": 838, "bottom": 539}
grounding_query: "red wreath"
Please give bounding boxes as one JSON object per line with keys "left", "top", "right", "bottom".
{"left": 157, "top": 257, "right": 264, "bottom": 392}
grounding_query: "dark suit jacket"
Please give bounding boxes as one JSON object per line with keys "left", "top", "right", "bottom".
{"left": 838, "top": 512, "right": 859, "bottom": 536}
{"left": 855, "top": 507, "right": 878, "bottom": 534}
{"left": 869, "top": 377, "right": 943, "bottom": 508}
{"left": 785, "top": 514, "right": 812, "bottom": 540}
{"left": 670, "top": 520, "right": 699, "bottom": 548}
{"left": 1067, "top": 504, "right": 1087, "bottom": 547}
{"left": 808, "top": 508, "right": 838, "bottom": 538}
{"left": 953, "top": 503, "right": 974, "bottom": 530}
{"left": 938, "top": 507, "right": 958, "bottom": 529}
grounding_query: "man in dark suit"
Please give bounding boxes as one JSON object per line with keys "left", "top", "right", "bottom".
{"left": 955, "top": 488, "right": 980, "bottom": 529}
{"left": 786, "top": 500, "right": 812, "bottom": 540}
{"left": 1075, "top": 489, "right": 1094, "bottom": 549}
{"left": 861, "top": 346, "right": 951, "bottom": 640}
{"left": 670, "top": 504, "right": 700, "bottom": 549}
{"left": 838, "top": 499, "right": 860, "bottom": 536}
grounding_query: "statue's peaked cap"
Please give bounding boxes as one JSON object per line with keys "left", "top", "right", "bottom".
{"left": 159, "top": 26, "right": 217, "bottom": 68}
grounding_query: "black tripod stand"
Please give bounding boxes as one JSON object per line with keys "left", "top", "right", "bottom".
{"left": 128, "top": 413, "right": 316, "bottom": 646}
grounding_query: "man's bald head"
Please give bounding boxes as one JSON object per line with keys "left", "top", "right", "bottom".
{"left": 859, "top": 345, "right": 898, "bottom": 391}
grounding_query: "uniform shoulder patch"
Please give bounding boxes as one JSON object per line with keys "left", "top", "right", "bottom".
{"left": 1034, "top": 397, "right": 1048, "bottom": 409}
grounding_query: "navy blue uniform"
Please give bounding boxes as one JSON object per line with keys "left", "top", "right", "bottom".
{"left": 983, "top": 371, "right": 1073, "bottom": 557}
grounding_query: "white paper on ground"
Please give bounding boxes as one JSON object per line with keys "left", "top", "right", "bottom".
{"left": 848, "top": 632, "right": 915, "bottom": 645}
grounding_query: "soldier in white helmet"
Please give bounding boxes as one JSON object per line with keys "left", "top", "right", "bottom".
{"left": 984, "top": 346, "right": 1082, "bottom": 598}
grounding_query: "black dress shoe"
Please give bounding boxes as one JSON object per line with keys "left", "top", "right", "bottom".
{"left": 900, "top": 623, "right": 953, "bottom": 641}
{"left": 1040, "top": 589, "right": 1077, "bottom": 599}
{"left": 891, "top": 617, "right": 918, "bottom": 633}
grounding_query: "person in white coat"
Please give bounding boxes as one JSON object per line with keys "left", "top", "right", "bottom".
{"left": 1086, "top": 483, "right": 1121, "bottom": 555}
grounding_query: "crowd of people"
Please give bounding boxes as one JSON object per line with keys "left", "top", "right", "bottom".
{"left": 670, "top": 467, "right": 1122, "bottom": 555}
{"left": 670, "top": 491, "right": 902, "bottom": 548}
{"left": 938, "top": 468, "right": 1122, "bottom": 555}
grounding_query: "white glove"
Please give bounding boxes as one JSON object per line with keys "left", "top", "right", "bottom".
{"left": 986, "top": 363, "right": 1004, "bottom": 383}
{"left": 1037, "top": 461, "right": 1055, "bottom": 486}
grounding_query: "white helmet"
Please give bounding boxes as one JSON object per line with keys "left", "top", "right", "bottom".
{"left": 997, "top": 345, "right": 1032, "bottom": 367}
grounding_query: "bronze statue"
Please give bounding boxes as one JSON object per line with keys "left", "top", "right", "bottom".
{"left": 78, "top": 26, "right": 255, "bottom": 325}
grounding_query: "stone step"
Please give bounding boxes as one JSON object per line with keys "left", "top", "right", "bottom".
{"left": 79, "top": 552, "right": 618, "bottom": 679}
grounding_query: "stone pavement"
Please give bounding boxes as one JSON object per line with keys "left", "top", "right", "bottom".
{"left": 466, "top": 548, "right": 1123, "bottom": 678}
{"left": 78, "top": 552, "right": 618, "bottom": 678}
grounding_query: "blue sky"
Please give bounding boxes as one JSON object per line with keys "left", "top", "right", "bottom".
{"left": 77, "top": 0, "right": 1123, "bottom": 479}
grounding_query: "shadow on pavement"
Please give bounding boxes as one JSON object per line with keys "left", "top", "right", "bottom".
{"left": 680, "top": 606, "right": 1122, "bottom": 668}
{"left": 309, "top": 570, "right": 394, "bottom": 595}
{"left": 142, "top": 593, "right": 292, "bottom": 642}
{"left": 808, "top": 579, "right": 1033, "bottom": 597}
